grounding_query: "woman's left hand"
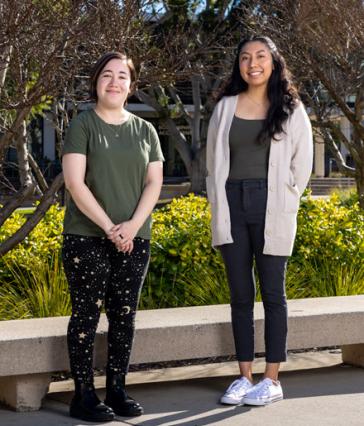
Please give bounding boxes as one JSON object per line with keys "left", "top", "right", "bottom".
{"left": 107, "top": 221, "right": 139, "bottom": 253}
{"left": 115, "top": 238, "right": 134, "bottom": 254}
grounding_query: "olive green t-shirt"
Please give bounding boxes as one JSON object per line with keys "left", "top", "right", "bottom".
{"left": 228, "top": 116, "right": 270, "bottom": 180}
{"left": 62, "top": 109, "right": 164, "bottom": 239}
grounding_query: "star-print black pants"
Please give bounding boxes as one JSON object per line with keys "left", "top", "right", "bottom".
{"left": 62, "top": 234, "right": 150, "bottom": 384}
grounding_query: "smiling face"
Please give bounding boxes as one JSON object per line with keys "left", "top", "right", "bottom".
{"left": 96, "top": 58, "right": 131, "bottom": 109}
{"left": 239, "top": 41, "right": 274, "bottom": 89}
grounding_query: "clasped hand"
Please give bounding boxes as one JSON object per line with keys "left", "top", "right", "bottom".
{"left": 106, "top": 221, "right": 138, "bottom": 254}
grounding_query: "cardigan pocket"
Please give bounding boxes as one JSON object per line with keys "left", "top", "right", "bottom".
{"left": 284, "top": 183, "right": 300, "bottom": 213}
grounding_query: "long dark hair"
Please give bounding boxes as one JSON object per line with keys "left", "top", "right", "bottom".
{"left": 217, "top": 36, "right": 299, "bottom": 144}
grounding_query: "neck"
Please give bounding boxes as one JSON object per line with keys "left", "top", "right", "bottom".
{"left": 246, "top": 86, "right": 269, "bottom": 105}
{"left": 94, "top": 104, "right": 128, "bottom": 124}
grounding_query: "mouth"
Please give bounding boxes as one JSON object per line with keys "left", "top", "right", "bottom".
{"left": 248, "top": 71, "right": 263, "bottom": 77}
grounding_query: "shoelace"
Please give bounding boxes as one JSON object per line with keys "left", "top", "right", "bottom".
{"left": 250, "top": 379, "right": 272, "bottom": 397}
{"left": 227, "top": 379, "right": 250, "bottom": 396}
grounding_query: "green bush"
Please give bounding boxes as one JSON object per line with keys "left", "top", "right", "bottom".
{"left": 0, "top": 203, "right": 64, "bottom": 283}
{"left": 0, "top": 191, "right": 363, "bottom": 320}
{"left": 146, "top": 194, "right": 226, "bottom": 308}
{"left": 294, "top": 192, "right": 364, "bottom": 267}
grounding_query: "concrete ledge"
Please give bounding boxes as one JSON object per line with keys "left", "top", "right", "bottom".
{"left": 342, "top": 344, "right": 364, "bottom": 367}
{"left": 48, "top": 349, "right": 343, "bottom": 394}
{"left": 0, "top": 373, "right": 51, "bottom": 412}
{"left": 1, "top": 295, "right": 364, "bottom": 410}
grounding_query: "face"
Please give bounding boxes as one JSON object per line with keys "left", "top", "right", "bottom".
{"left": 96, "top": 58, "right": 131, "bottom": 108}
{"left": 239, "top": 41, "right": 274, "bottom": 88}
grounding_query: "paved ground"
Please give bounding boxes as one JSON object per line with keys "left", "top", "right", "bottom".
{"left": 1, "top": 362, "right": 364, "bottom": 426}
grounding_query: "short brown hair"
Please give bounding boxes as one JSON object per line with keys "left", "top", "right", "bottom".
{"left": 89, "top": 52, "right": 137, "bottom": 102}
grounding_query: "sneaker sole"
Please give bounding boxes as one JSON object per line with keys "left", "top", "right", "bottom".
{"left": 220, "top": 396, "right": 245, "bottom": 405}
{"left": 243, "top": 395, "right": 283, "bottom": 406}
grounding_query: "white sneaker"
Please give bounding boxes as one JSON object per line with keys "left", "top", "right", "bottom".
{"left": 220, "top": 377, "right": 254, "bottom": 405}
{"left": 243, "top": 378, "right": 283, "bottom": 405}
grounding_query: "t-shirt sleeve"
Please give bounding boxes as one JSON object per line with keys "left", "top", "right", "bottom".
{"left": 62, "top": 115, "right": 88, "bottom": 156}
{"left": 147, "top": 123, "right": 165, "bottom": 162}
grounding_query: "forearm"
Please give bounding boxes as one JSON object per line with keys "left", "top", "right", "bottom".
{"left": 130, "top": 180, "right": 162, "bottom": 230}
{"left": 67, "top": 183, "right": 114, "bottom": 233}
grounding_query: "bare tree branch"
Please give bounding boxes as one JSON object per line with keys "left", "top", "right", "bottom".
{"left": 0, "top": 173, "right": 64, "bottom": 256}
{"left": 0, "top": 182, "right": 35, "bottom": 228}
{"left": 28, "top": 152, "right": 48, "bottom": 193}
{"left": 167, "top": 85, "right": 192, "bottom": 126}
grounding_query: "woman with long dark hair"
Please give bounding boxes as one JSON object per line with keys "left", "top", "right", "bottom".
{"left": 206, "top": 36, "right": 313, "bottom": 405}
{"left": 62, "top": 52, "right": 164, "bottom": 422}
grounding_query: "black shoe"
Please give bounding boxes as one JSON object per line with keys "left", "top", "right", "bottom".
{"left": 105, "top": 372, "right": 144, "bottom": 417}
{"left": 70, "top": 382, "right": 115, "bottom": 422}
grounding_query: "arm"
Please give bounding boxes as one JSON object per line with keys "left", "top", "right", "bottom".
{"left": 291, "top": 103, "right": 314, "bottom": 195}
{"left": 108, "top": 161, "right": 163, "bottom": 247}
{"left": 62, "top": 153, "right": 114, "bottom": 234}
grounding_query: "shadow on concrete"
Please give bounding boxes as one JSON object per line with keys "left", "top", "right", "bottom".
{"left": 281, "top": 365, "right": 364, "bottom": 399}
{"left": 46, "top": 364, "right": 364, "bottom": 426}
{"left": 1, "top": 365, "right": 364, "bottom": 426}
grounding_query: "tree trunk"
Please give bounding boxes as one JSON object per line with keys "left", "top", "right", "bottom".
{"left": 0, "top": 44, "right": 12, "bottom": 96}
{"left": 16, "top": 120, "right": 33, "bottom": 187}
{"left": 355, "top": 166, "right": 364, "bottom": 210}
{"left": 190, "top": 146, "right": 206, "bottom": 193}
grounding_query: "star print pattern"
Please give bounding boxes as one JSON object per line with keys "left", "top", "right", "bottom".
{"left": 62, "top": 234, "right": 150, "bottom": 383}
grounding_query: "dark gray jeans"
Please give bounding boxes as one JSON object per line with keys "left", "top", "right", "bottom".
{"left": 219, "top": 179, "right": 288, "bottom": 363}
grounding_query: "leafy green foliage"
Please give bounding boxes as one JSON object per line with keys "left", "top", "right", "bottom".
{"left": 142, "top": 194, "right": 226, "bottom": 308}
{"left": 0, "top": 191, "right": 363, "bottom": 320}
{"left": 0, "top": 204, "right": 64, "bottom": 283}
{"left": 294, "top": 192, "right": 364, "bottom": 267}
{"left": 149, "top": 195, "right": 223, "bottom": 280}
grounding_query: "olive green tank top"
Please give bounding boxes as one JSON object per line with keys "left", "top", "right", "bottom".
{"left": 228, "top": 116, "right": 270, "bottom": 180}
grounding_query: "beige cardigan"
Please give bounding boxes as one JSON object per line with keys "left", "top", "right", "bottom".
{"left": 206, "top": 95, "right": 313, "bottom": 256}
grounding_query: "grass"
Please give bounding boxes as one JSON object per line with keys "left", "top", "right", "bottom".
{"left": 178, "top": 265, "right": 230, "bottom": 306}
{"left": 0, "top": 249, "right": 363, "bottom": 320}
{"left": 286, "top": 259, "right": 364, "bottom": 299}
{"left": 0, "top": 254, "right": 71, "bottom": 320}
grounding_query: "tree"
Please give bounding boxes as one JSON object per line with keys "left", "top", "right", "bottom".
{"left": 0, "top": 0, "right": 250, "bottom": 255}
{"left": 136, "top": 0, "right": 248, "bottom": 192}
{"left": 243, "top": 0, "right": 364, "bottom": 208}
{"left": 0, "top": 0, "right": 151, "bottom": 255}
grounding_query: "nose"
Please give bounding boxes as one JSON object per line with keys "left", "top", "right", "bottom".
{"left": 109, "top": 75, "right": 117, "bottom": 85}
{"left": 249, "top": 56, "right": 258, "bottom": 68}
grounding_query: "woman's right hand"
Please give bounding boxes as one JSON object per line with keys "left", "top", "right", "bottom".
{"left": 115, "top": 238, "right": 134, "bottom": 255}
{"left": 106, "top": 226, "right": 134, "bottom": 254}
